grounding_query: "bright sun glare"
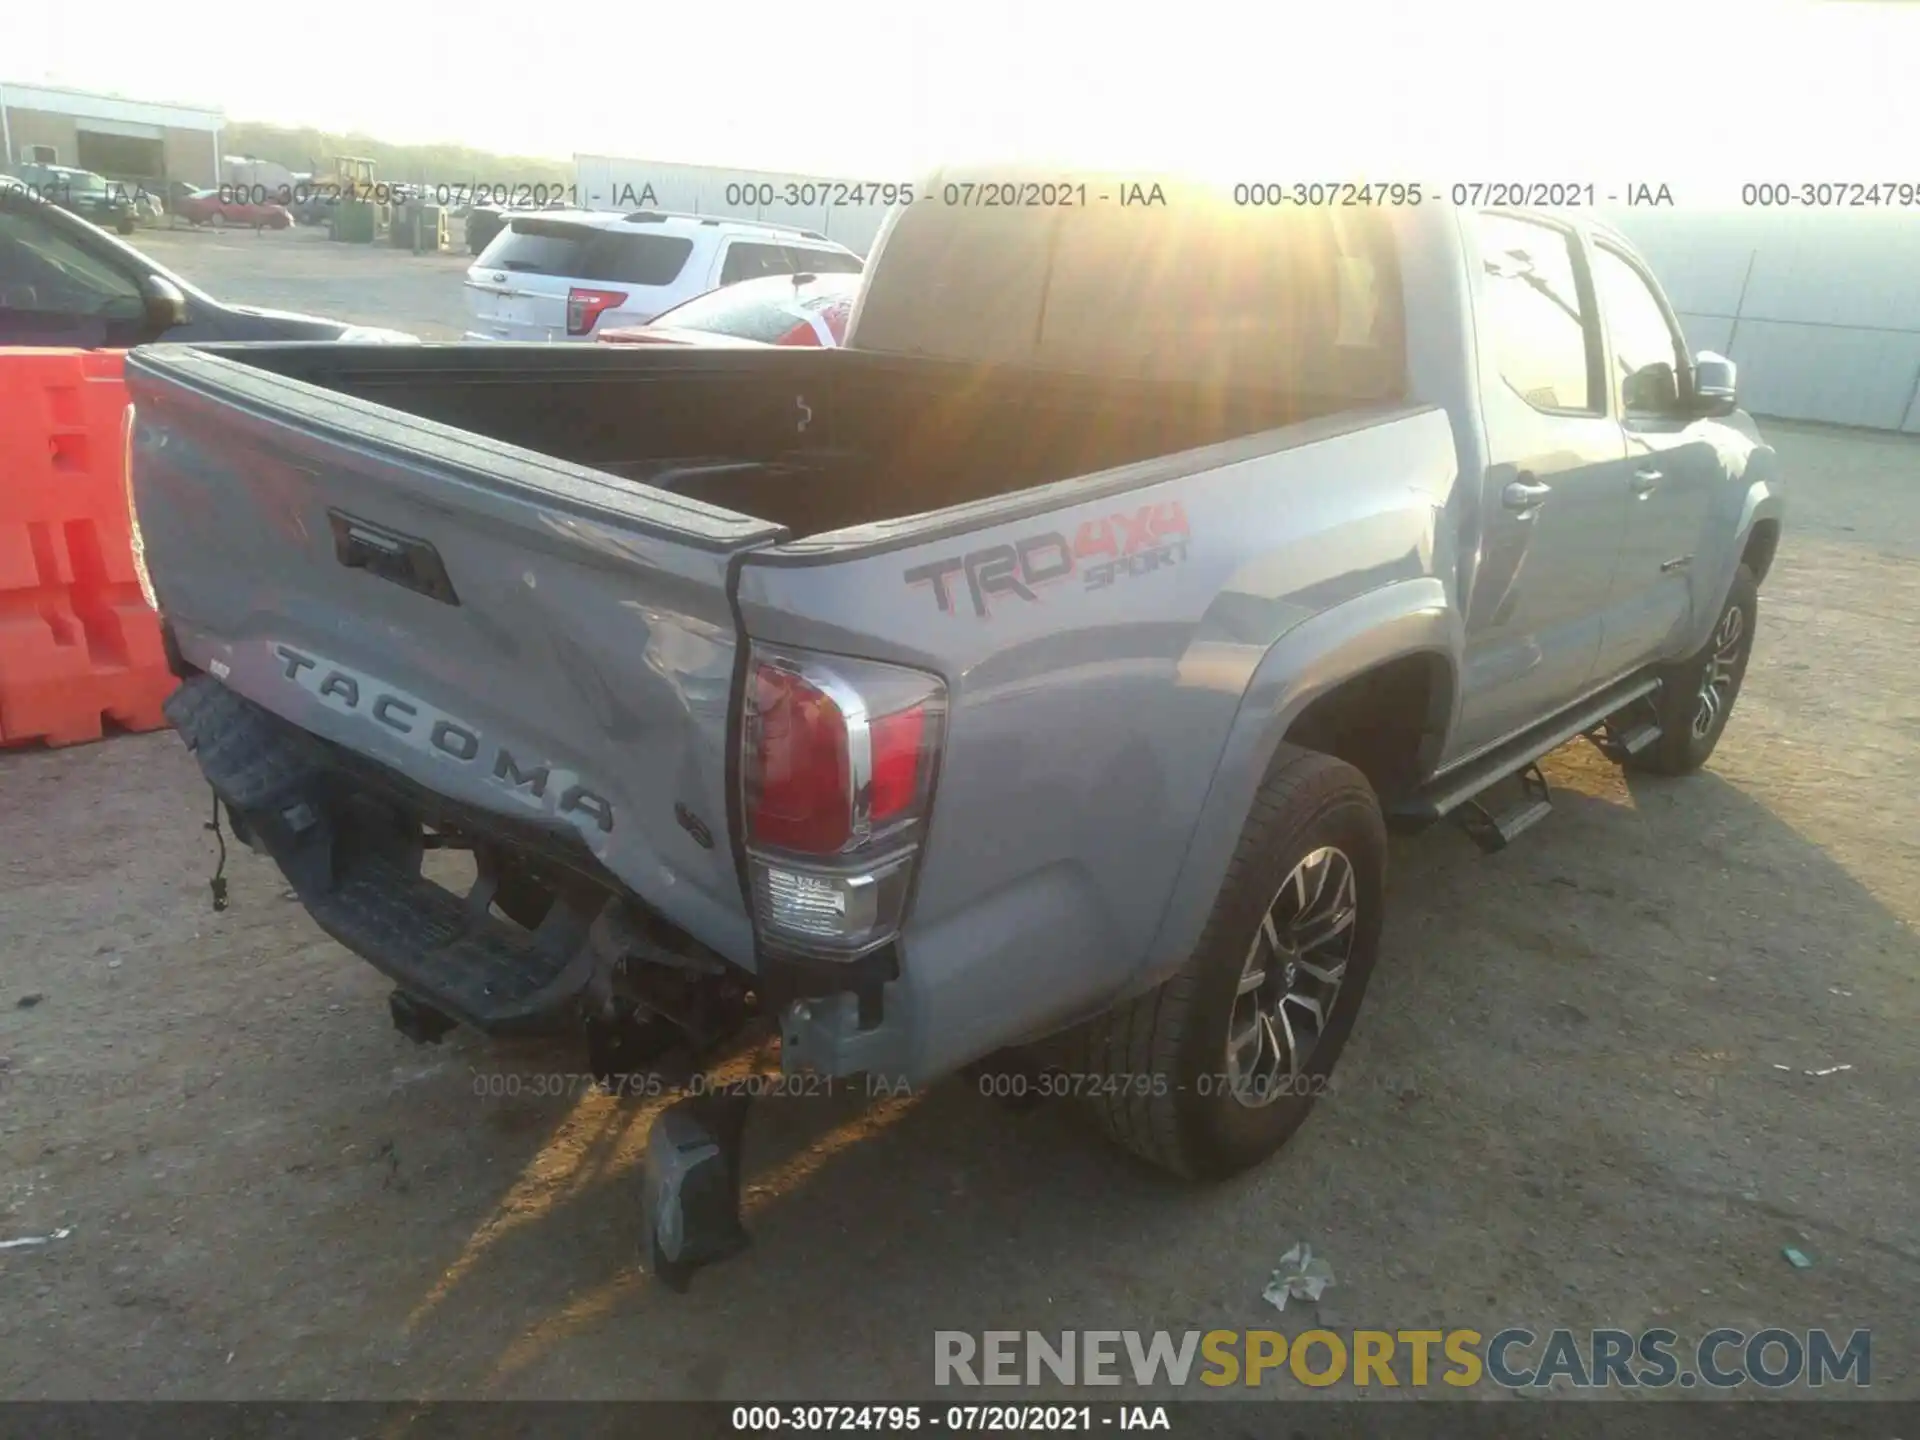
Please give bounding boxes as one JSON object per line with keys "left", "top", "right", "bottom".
{"left": 8, "top": 0, "right": 1916, "bottom": 199}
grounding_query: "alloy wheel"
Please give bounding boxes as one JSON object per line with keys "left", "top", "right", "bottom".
{"left": 1226, "top": 845, "right": 1359, "bottom": 1107}
{"left": 1692, "top": 603, "right": 1746, "bottom": 740}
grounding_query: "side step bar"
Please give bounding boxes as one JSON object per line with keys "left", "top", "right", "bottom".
{"left": 1391, "top": 673, "right": 1663, "bottom": 844}
{"left": 1586, "top": 706, "right": 1663, "bottom": 764}
{"left": 1454, "top": 762, "right": 1554, "bottom": 854}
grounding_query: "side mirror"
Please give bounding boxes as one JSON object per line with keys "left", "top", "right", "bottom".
{"left": 138, "top": 273, "right": 189, "bottom": 332}
{"left": 1690, "top": 351, "right": 1738, "bottom": 418}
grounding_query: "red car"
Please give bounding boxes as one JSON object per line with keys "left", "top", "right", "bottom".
{"left": 597, "top": 270, "right": 858, "bottom": 348}
{"left": 173, "top": 188, "right": 294, "bottom": 231}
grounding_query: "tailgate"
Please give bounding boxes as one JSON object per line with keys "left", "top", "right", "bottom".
{"left": 125, "top": 343, "right": 785, "bottom": 966}
{"left": 463, "top": 266, "right": 569, "bottom": 341}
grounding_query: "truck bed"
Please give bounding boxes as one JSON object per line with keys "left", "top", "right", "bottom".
{"left": 213, "top": 341, "right": 1353, "bottom": 540}
{"left": 126, "top": 316, "right": 1443, "bottom": 1072}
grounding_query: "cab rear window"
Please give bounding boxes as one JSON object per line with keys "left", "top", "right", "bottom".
{"left": 477, "top": 220, "right": 694, "bottom": 286}
{"left": 854, "top": 185, "right": 1406, "bottom": 402}
{"left": 1037, "top": 200, "right": 1405, "bottom": 399}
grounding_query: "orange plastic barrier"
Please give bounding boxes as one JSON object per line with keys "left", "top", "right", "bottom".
{"left": 0, "top": 348, "right": 174, "bottom": 748}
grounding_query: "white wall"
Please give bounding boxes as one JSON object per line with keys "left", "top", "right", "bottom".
{"left": 0, "top": 81, "right": 221, "bottom": 133}
{"left": 1606, "top": 207, "right": 1920, "bottom": 434}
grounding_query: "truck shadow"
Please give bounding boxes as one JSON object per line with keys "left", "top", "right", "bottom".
{"left": 394, "top": 740, "right": 1919, "bottom": 1398}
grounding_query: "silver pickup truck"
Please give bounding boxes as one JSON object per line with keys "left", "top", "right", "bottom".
{"left": 126, "top": 172, "right": 1783, "bottom": 1286}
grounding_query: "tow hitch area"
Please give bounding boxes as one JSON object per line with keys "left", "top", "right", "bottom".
{"left": 641, "top": 1088, "right": 754, "bottom": 1292}
{"left": 168, "top": 675, "right": 778, "bottom": 1292}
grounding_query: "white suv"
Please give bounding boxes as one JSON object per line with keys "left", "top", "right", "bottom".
{"left": 463, "top": 209, "right": 863, "bottom": 342}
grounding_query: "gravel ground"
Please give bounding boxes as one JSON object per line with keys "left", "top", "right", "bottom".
{"left": 0, "top": 388, "right": 1914, "bottom": 1400}
{"left": 136, "top": 222, "right": 475, "bottom": 340}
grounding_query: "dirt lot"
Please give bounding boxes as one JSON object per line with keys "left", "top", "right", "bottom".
{"left": 1, "top": 384, "right": 1916, "bottom": 1398}
{"left": 136, "top": 222, "right": 475, "bottom": 339}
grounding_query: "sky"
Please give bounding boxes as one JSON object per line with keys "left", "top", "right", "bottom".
{"left": 8, "top": 0, "right": 1920, "bottom": 200}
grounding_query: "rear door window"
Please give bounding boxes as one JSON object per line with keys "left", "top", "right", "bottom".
{"left": 1476, "top": 213, "right": 1600, "bottom": 414}
{"left": 791, "top": 246, "right": 863, "bottom": 275}
{"left": 719, "top": 241, "right": 798, "bottom": 286}
{"left": 477, "top": 219, "right": 693, "bottom": 285}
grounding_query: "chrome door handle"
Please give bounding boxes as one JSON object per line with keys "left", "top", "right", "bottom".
{"left": 1503, "top": 479, "right": 1553, "bottom": 511}
{"left": 1632, "top": 468, "right": 1662, "bottom": 495}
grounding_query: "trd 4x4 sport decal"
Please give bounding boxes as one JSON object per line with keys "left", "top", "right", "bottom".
{"left": 904, "top": 501, "right": 1191, "bottom": 619}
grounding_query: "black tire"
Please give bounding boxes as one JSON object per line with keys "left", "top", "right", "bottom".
{"left": 1627, "top": 564, "right": 1759, "bottom": 776}
{"left": 1071, "top": 744, "right": 1387, "bottom": 1180}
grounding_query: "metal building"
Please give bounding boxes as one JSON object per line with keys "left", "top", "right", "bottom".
{"left": 573, "top": 154, "right": 891, "bottom": 256}
{"left": 1607, "top": 207, "right": 1920, "bottom": 433}
{"left": 0, "top": 81, "right": 223, "bottom": 191}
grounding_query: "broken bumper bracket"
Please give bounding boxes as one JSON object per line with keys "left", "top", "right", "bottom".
{"left": 641, "top": 1092, "right": 753, "bottom": 1292}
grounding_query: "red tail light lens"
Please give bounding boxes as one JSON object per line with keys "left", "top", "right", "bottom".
{"left": 748, "top": 665, "right": 853, "bottom": 853}
{"left": 744, "top": 650, "right": 945, "bottom": 858}
{"left": 867, "top": 706, "right": 925, "bottom": 822}
{"left": 742, "top": 647, "right": 947, "bottom": 955}
{"left": 773, "top": 319, "right": 823, "bottom": 347}
{"left": 566, "top": 287, "right": 628, "bottom": 335}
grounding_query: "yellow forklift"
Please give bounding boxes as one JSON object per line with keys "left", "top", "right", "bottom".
{"left": 325, "top": 156, "right": 389, "bottom": 243}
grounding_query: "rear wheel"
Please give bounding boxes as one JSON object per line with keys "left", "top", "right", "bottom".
{"left": 208, "top": 211, "right": 226, "bottom": 229}
{"left": 1628, "top": 563, "right": 1759, "bottom": 776}
{"left": 1073, "top": 744, "right": 1386, "bottom": 1179}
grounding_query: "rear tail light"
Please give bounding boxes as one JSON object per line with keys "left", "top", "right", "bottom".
{"left": 743, "top": 646, "right": 946, "bottom": 957}
{"left": 773, "top": 320, "right": 823, "bottom": 347}
{"left": 566, "top": 287, "right": 628, "bottom": 335}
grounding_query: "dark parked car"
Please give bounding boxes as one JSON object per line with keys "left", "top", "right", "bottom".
{"left": 464, "top": 204, "right": 507, "bottom": 255}
{"left": 287, "top": 188, "right": 338, "bottom": 227}
{"left": 0, "top": 183, "right": 415, "bottom": 347}
{"left": 9, "top": 163, "right": 138, "bottom": 234}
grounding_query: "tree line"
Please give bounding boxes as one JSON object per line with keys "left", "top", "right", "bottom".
{"left": 222, "top": 121, "right": 571, "bottom": 189}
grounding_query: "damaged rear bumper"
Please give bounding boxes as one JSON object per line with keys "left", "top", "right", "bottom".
{"left": 165, "top": 674, "right": 605, "bottom": 1035}
{"left": 165, "top": 673, "right": 926, "bottom": 1074}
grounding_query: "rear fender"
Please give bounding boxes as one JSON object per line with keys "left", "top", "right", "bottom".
{"left": 1137, "top": 578, "right": 1461, "bottom": 989}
